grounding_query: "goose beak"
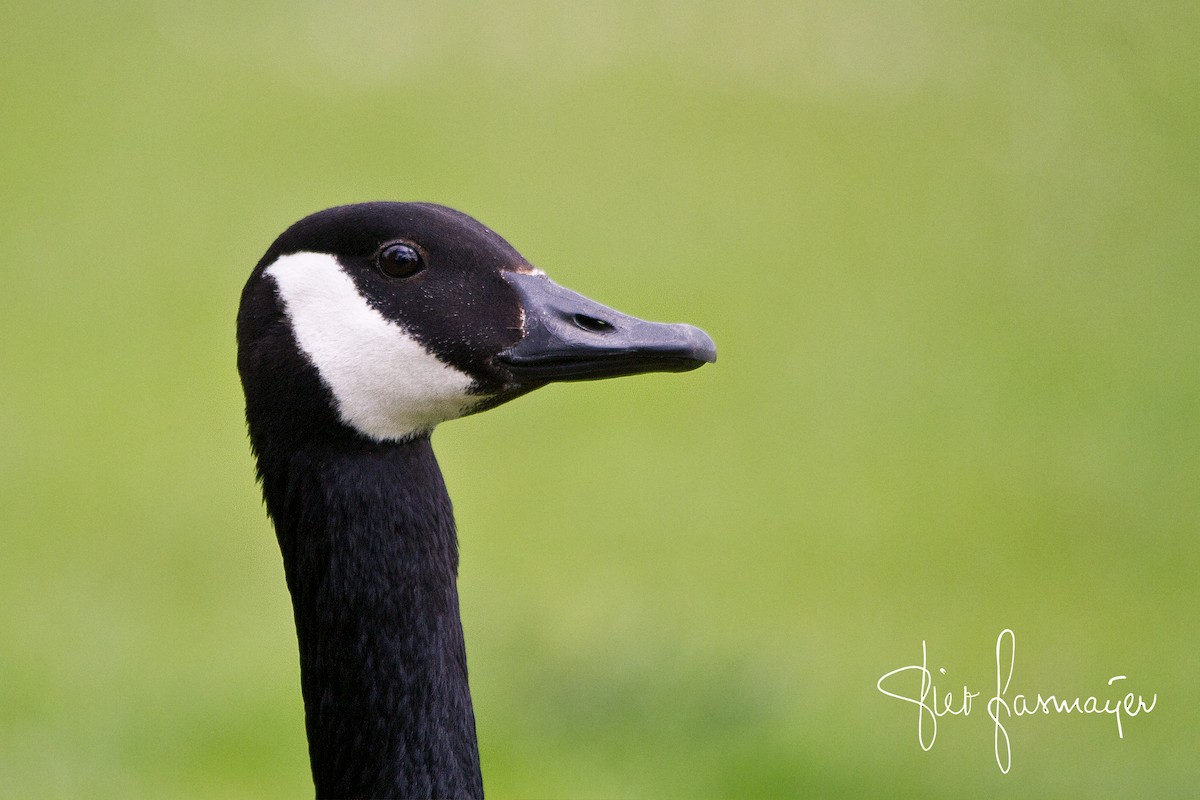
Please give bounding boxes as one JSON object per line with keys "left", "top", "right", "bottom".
{"left": 495, "top": 271, "right": 717, "bottom": 383}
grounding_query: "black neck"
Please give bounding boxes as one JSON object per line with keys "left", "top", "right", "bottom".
{"left": 260, "top": 432, "right": 483, "bottom": 799}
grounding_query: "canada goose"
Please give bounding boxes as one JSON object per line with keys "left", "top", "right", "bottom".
{"left": 236, "top": 202, "right": 716, "bottom": 799}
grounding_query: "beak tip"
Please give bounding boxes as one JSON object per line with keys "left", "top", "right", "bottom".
{"left": 684, "top": 325, "right": 718, "bottom": 364}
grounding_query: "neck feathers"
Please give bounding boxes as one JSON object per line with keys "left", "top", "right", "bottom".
{"left": 261, "top": 433, "right": 483, "bottom": 799}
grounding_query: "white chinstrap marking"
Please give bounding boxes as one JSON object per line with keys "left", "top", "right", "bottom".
{"left": 265, "top": 251, "right": 477, "bottom": 441}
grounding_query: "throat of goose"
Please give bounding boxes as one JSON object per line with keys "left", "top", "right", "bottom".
{"left": 236, "top": 202, "right": 716, "bottom": 799}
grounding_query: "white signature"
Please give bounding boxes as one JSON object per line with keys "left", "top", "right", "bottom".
{"left": 876, "top": 629, "right": 1157, "bottom": 773}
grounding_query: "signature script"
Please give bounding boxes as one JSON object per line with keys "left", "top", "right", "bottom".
{"left": 876, "top": 629, "right": 1157, "bottom": 773}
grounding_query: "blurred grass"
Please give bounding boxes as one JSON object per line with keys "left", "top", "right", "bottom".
{"left": 2, "top": 1, "right": 1197, "bottom": 797}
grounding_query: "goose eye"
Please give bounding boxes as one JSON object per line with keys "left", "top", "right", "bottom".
{"left": 376, "top": 242, "right": 424, "bottom": 278}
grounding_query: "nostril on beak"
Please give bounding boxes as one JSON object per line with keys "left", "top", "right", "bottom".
{"left": 572, "top": 313, "right": 614, "bottom": 333}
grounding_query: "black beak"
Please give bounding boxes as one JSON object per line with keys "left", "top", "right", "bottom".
{"left": 495, "top": 271, "right": 717, "bottom": 383}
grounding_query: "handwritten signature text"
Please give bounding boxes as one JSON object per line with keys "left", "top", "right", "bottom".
{"left": 876, "top": 629, "right": 1157, "bottom": 773}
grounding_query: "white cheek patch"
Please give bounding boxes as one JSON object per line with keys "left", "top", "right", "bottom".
{"left": 264, "top": 251, "right": 477, "bottom": 441}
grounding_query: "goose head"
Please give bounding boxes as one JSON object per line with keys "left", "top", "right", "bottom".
{"left": 237, "top": 201, "right": 717, "bottom": 445}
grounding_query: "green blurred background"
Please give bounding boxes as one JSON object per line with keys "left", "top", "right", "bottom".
{"left": 2, "top": 1, "right": 1197, "bottom": 797}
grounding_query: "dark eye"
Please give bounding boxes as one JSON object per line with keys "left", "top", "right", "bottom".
{"left": 376, "top": 242, "right": 424, "bottom": 278}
